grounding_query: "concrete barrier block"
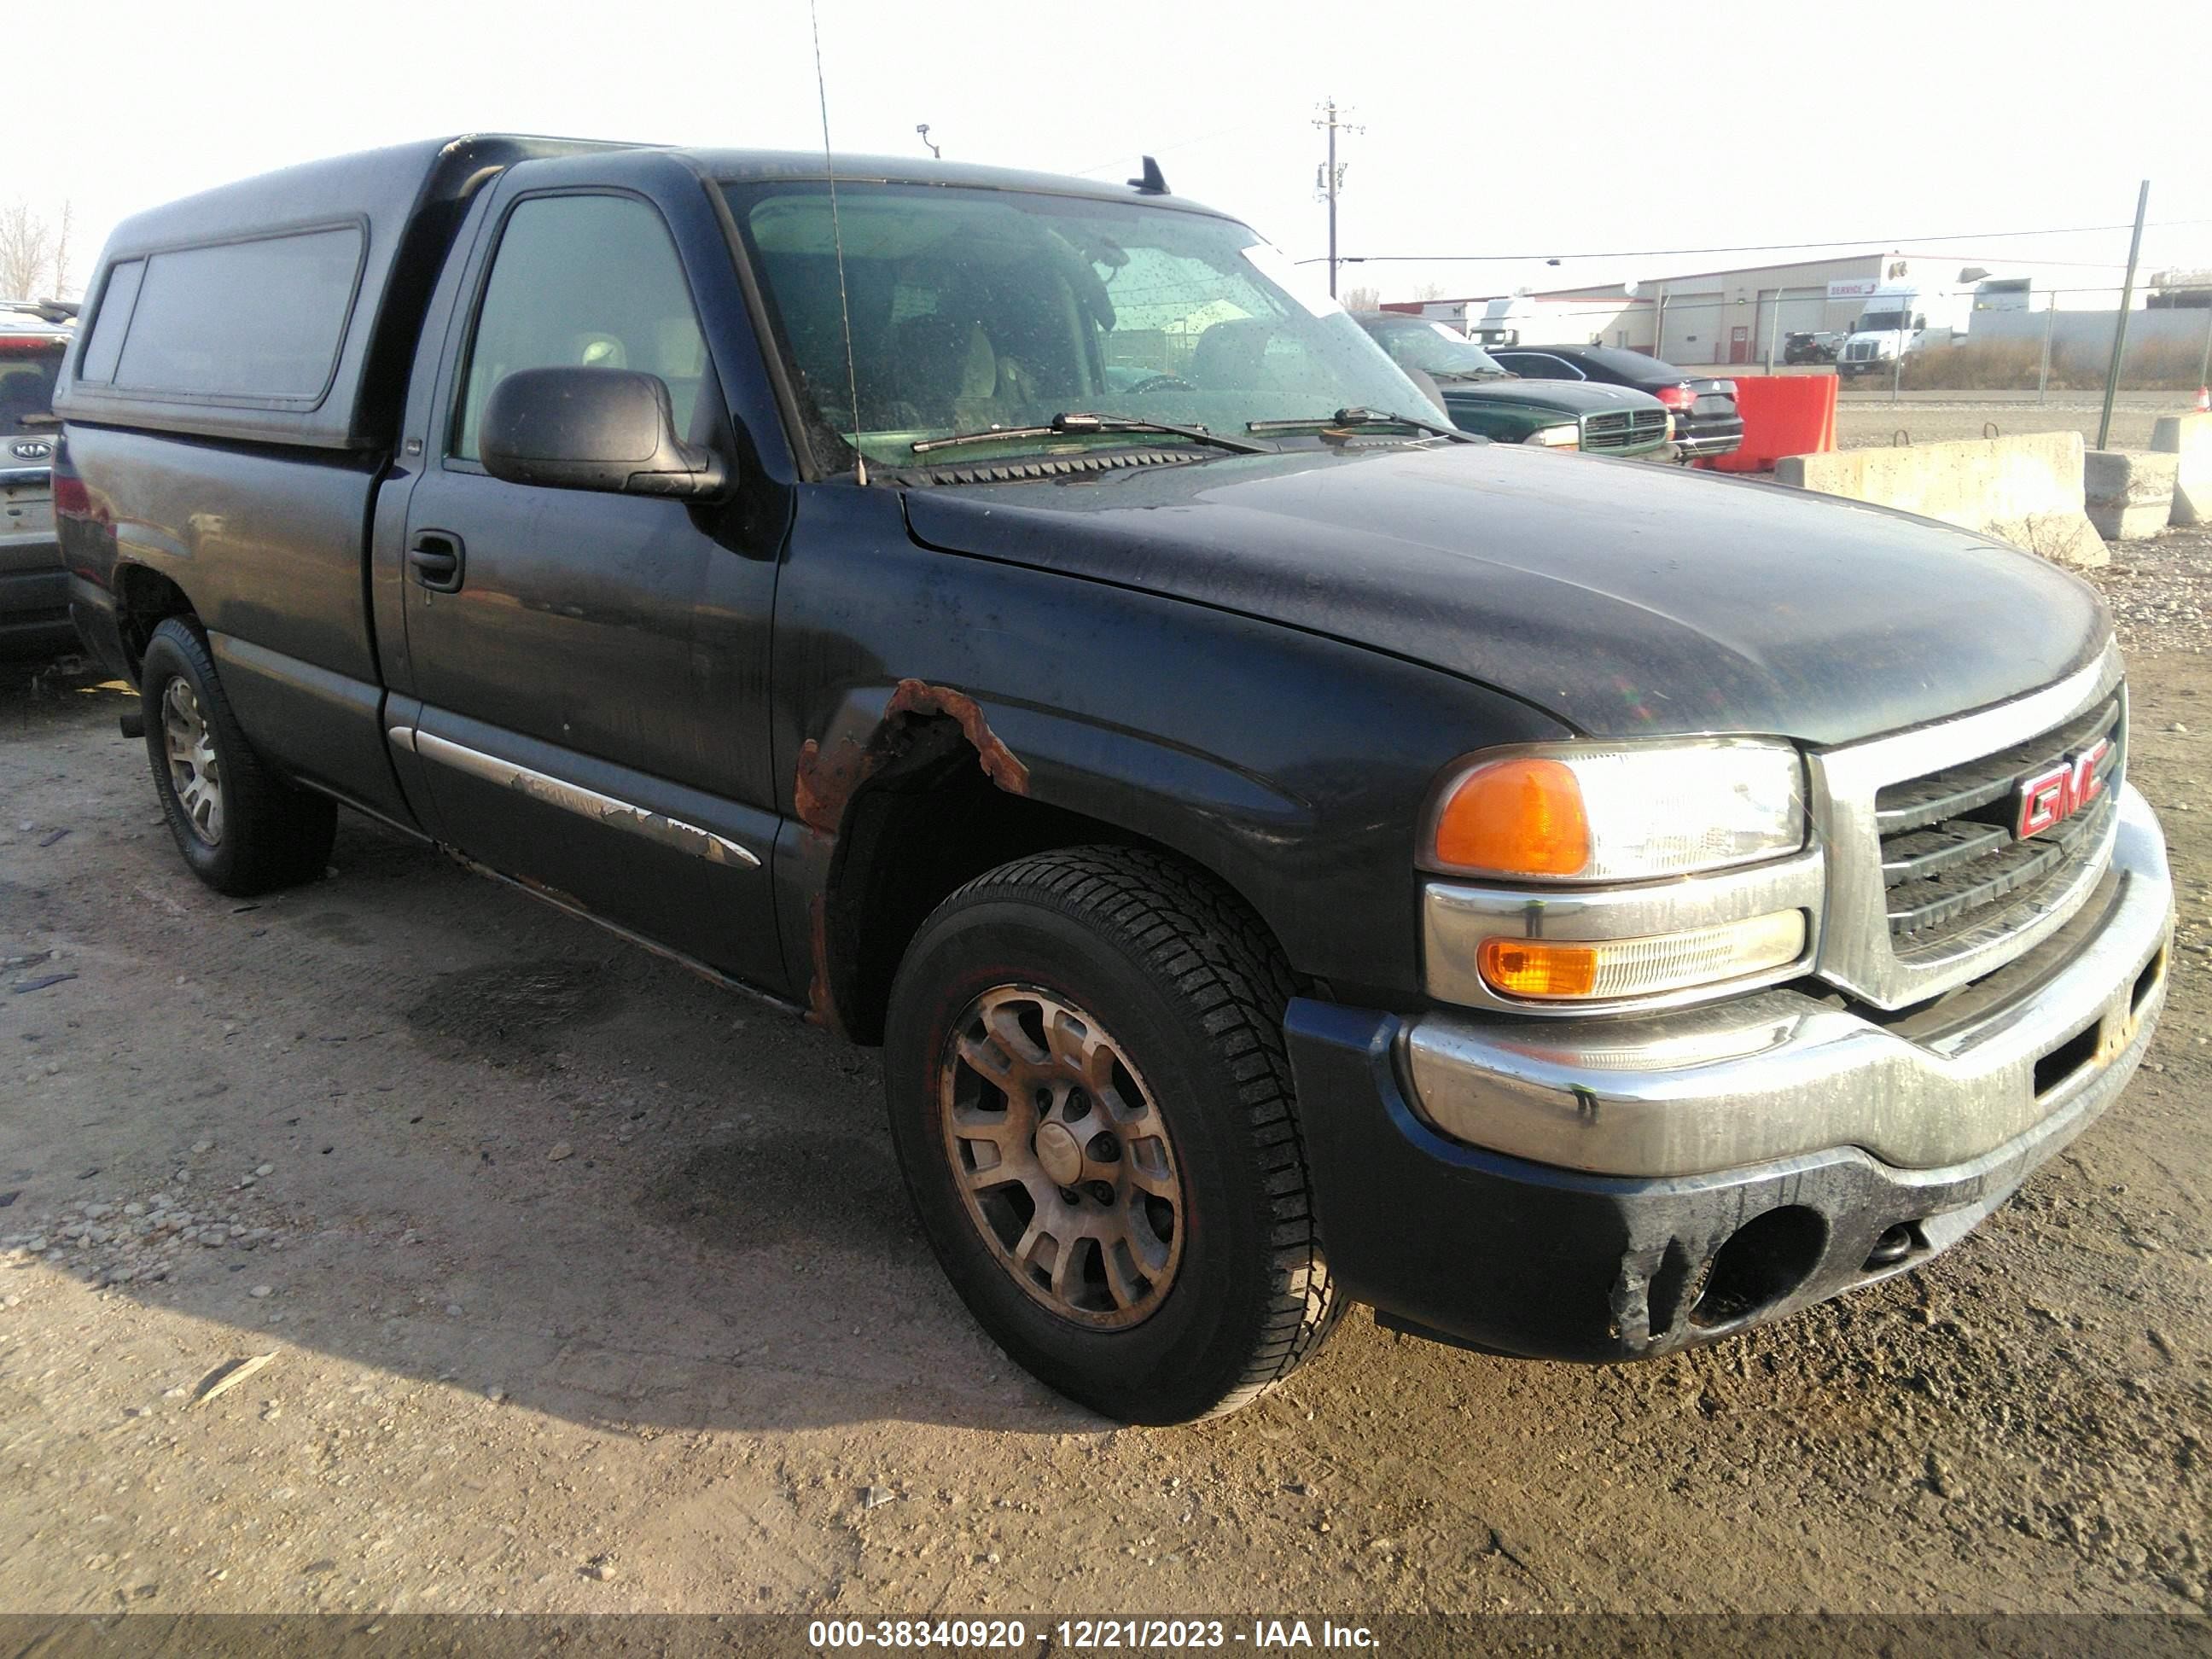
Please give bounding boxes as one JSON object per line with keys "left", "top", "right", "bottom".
{"left": 2085, "top": 449, "right": 2177, "bottom": 541}
{"left": 1774, "top": 431, "right": 2106, "bottom": 569}
{"left": 2151, "top": 411, "right": 2211, "bottom": 527}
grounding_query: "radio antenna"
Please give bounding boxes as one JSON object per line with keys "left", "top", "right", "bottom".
{"left": 809, "top": 0, "right": 868, "bottom": 485}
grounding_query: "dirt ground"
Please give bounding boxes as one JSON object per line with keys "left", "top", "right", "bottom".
{"left": 2, "top": 535, "right": 2208, "bottom": 1622}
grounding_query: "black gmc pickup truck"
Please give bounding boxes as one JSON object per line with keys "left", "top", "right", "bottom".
{"left": 54, "top": 137, "right": 2174, "bottom": 1424}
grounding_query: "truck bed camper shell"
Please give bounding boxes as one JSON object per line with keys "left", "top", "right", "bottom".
{"left": 55, "top": 135, "right": 620, "bottom": 450}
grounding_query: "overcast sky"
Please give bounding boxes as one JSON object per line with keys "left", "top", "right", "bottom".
{"left": 26, "top": 0, "right": 2212, "bottom": 305}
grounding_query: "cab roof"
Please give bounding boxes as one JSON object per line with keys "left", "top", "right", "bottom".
{"left": 690, "top": 148, "right": 1232, "bottom": 218}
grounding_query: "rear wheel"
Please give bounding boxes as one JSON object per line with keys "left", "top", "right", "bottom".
{"left": 140, "top": 618, "right": 335, "bottom": 896}
{"left": 884, "top": 847, "right": 1342, "bottom": 1423}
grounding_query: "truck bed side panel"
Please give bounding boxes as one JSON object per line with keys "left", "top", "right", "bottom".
{"left": 65, "top": 422, "right": 413, "bottom": 824}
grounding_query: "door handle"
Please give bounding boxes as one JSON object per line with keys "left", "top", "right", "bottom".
{"left": 407, "top": 531, "right": 464, "bottom": 592}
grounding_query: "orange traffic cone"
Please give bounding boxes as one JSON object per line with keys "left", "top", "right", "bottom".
{"left": 2197, "top": 385, "right": 2211, "bottom": 414}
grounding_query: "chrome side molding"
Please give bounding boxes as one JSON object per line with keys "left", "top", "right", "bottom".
{"left": 387, "top": 725, "right": 761, "bottom": 869}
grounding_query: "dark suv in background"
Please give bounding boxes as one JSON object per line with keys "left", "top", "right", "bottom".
{"left": 1784, "top": 330, "right": 1842, "bottom": 365}
{"left": 2, "top": 300, "right": 75, "bottom": 656}
{"left": 1490, "top": 343, "right": 1743, "bottom": 463}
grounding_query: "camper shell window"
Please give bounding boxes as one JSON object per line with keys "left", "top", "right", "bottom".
{"left": 84, "top": 225, "right": 366, "bottom": 405}
{"left": 77, "top": 259, "right": 147, "bottom": 385}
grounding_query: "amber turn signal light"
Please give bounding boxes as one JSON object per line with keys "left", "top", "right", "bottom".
{"left": 1476, "top": 938, "right": 1599, "bottom": 999}
{"left": 1476, "top": 912, "right": 1807, "bottom": 1004}
{"left": 1432, "top": 758, "right": 1592, "bottom": 877}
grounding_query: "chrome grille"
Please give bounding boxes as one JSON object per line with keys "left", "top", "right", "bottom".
{"left": 1876, "top": 691, "right": 2122, "bottom": 948}
{"left": 1845, "top": 340, "right": 1877, "bottom": 361}
{"left": 1811, "top": 649, "right": 2128, "bottom": 1011}
{"left": 1580, "top": 408, "right": 1670, "bottom": 451}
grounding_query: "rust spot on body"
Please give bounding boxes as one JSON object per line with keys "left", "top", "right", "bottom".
{"left": 795, "top": 680, "right": 1029, "bottom": 1030}
{"left": 806, "top": 890, "right": 846, "bottom": 1039}
{"left": 795, "top": 678, "right": 1030, "bottom": 837}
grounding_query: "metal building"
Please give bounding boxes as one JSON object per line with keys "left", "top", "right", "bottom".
{"left": 1388, "top": 250, "right": 2088, "bottom": 367}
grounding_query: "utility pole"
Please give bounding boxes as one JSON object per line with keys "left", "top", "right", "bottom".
{"left": 1313, "top": 98, "right": 1360, "bottom": 299}
{"left": 2097, "top": 179, "right": 2149, "bottom": 451}
{"left": 2039, "top": 297, "right": 2055, "bottom": 405}
{"left": 2197, "top": 289, "right": 2211, "bottom": 402}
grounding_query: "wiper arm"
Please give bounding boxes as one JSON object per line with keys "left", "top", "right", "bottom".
{"left": 1245, "top": 407, "right": 1473, "bottom": 443}
{"left": 910, "top": 411, "right": 1272, "bottom": 457}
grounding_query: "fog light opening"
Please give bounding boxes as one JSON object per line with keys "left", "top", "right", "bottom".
{"left": 2131, "top": 948, "right": 2164, "bottom": 1016}
{"left": 2032, "top": 1021, "right": 2101, "bottom": 1100}
{"left": 1688, "top": 1206, "right": 1825, "bottom": 1330}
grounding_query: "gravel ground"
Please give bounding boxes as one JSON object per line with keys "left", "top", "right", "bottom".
{"left": 2103, "top": 527, "right": 2212, "bottom": 658}
{"left": 1835, "top": 400, "right": 2172, "bottom": 454}
{"left": 1, "top": 538, "right": 2207, "bottom": 1622}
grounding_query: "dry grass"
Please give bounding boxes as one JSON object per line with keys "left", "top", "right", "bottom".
{"left": 1896, "top": 334, "right": 2211, "bottom": 392}
{"left": 1895, "top": 341, "right": 2044, "bottom": 390}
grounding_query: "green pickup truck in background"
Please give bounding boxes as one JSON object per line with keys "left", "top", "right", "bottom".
{"left": 1355, "top": 310, "right": 1672, "bottom": 458}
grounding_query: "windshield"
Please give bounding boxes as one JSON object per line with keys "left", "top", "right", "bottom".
{"left": 724, "top": 181, "right": 1439, "bottom": 469}
{"left": 1357, "top": 317, "right": 1509, "bottom": 380}
{"left": 1856, "top": 310, "right": 1908, "bottom": 333}
{"left": 0, "top": 337, "right": 65, "bottom": 438}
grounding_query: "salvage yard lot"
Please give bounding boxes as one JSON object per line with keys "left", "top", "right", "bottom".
{"left": 3, "top": 532, "right": 2209, "bottom": 1616}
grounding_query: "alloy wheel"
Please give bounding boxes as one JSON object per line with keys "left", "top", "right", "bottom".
{"left": 160, "top": 678, "right": 224, "bottom": 846}
{"left": 938, "top": 985, "right": 1185, "bottom": 1329}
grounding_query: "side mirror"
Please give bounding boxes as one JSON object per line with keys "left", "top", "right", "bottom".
{"left": 480, "top": 366, "right": 726, "bottom": 500}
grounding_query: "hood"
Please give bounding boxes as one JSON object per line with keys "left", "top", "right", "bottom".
{"left": 899, "top": 443, "right": 2108, "bottom": 748}
{"left": 1437, "top": 379, "right": 1660, "bottom": 416}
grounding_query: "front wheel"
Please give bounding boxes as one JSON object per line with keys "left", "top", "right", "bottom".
{"left": 884, "top": 847, "right": 1342, "bottom": 1423}
{"left": 141, "top": 617, "right": 336, "bottom": 896}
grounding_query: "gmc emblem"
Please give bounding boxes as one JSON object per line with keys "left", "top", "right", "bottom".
{"left": 2015, "top": 739, "right": 2110, "bottom": 839}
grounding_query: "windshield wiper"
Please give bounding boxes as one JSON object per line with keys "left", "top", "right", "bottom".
{"left": 910, "top": 411, "right": 1272, "bottom": 457}
{"left": 1245, "top": 407, "right": 1473, "bottom": 443}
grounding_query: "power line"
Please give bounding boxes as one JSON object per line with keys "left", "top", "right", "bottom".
{"left": 1292, "top": 218, "right": 2212, "bottom": 267}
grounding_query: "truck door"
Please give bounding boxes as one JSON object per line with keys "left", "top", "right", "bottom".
{"left": 395, "top": 187, "right": 784, "bottom": 988}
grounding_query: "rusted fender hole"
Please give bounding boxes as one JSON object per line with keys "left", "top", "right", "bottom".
{"left": 795, "top": 680, "right": 1032, "bottom": 1033}
{"left": 794, "top": 678, "right": 1031, "bottom": 836}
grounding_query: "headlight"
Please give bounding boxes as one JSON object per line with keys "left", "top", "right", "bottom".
{"left": 1525, "top": 423, "right": 1580, "bottom": 448}
{"left": 1423, "top": 741, "right": 1807, "bottom": 882}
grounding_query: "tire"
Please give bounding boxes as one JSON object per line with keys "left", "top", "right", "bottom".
{"left": 140, "top": 617, "right": 336, "bottom": 897}
{"left": 884, "top": 846, "right": 1342, "bottom": 1424}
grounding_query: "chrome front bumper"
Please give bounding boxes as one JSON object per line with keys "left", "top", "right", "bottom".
{"left": 1400, "top": 784, "right": 2173, "bottom": 1179}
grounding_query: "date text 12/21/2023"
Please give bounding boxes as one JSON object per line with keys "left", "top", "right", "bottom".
{"left": 806, "top": 1619, "right": 1380, "bottom": 1650}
